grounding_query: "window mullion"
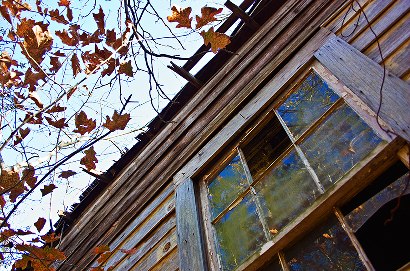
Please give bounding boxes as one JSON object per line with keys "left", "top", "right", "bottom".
{"left": 238, "top": 147, "right": 272, "bottom": 241}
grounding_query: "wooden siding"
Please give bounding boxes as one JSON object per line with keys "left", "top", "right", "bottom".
{"left": 324, "top": 0, "right": 410, "bottom": 82}
{"left": 87, "top": 184, "right": 178, "bottom": 271}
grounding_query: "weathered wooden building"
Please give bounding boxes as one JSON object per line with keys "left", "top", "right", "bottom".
{"left": 56, "top": 0, "right": 410, "bottom": 270}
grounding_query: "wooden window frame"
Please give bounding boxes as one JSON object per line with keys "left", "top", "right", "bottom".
{"left": 174, "top": 29, "right": 410, "bottom": 271}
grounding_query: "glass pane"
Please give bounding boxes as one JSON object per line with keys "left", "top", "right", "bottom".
{"left": 242, "top": 116, "right": 292, "bottom": 179}
{"left": 285, "top": 215, "right": 366, "bottom": 271}
{"left": 207, "top": 154, "right": 249, "bottom": 220}
{"left": 254, "top": 149, "right": 320, "bottom": 234}
{"left": 214, "top": 193, "right": 267, "bottom": 271}
{"left": 300, "top": 104, "right": 383, "bottom": 190}
{"left": 277, "top": 71, "right": 339, "bottom": 139}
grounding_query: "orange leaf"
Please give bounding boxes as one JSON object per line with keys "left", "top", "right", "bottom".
{"left": 45, "top": 116, "right": 68, "bottom": 129}
{"left": 93, "top": 245, "right": 110, "bottom": 255}
{"left": 59, "top": 170, "right": 77, "bottom": 179}
{"left": 41, "top": 232, "right": 60, "bottom": 243}
{"left": 93, "top": 6, "right": 105, "bottom": 33}
{"left": 118, "top": 60, "right": 133, "bottom": 77}
{"left": 322, "top": 233, "right": 332, "bottom": 239}
{"left": 22, "top": 166, "right": 36, "bottom": 188}
{"left": 49, "top": 8, "right": 68, "bottom": 24}
{"left": 200, "top": 27, "right": 230, "bottom": 53}
{"left": 73, "top": 111, "right": 96, "bottom": 135}
{"left": 34, "top": 217, "right": 46, "bottom": 232}
{"left": 196, "top": 7, "right": 223, "bottom": 29}
{"left": 67, "top": 7, "right": 73, "bottom": 21}
{"left": 55, "top": 29, "right": 78, "bottom": 46}
{"left": 0, "top": 168, "right": 20, "bottom": 194}
{"left": 80, "top": 146, "right": 98, "bottom": 170}
{"left": 102, "top": 111, "right": 130, "bottom": 132}
{"left": 58, "top": 0, "right": 71, "bottom": 7}
{"left": 167, "top": 6, "right": 192, "bottom": 28}
{"left": 97, "top": 251, "right": 112, "bottom": 264}
{"left": 40, "top": 183, "right": 57, "bottom": 197}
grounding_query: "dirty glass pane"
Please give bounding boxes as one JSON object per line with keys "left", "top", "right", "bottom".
{"left": 207, "top": 154, "right": 249, "bottom": 220}
{"left": 254, "top": 149, "right": 320, "bottom": 234}
{"left": 242, "top": 116, "right": 292, "bottom": 179}
{"left": 259, "top": 256, "right": 282, "bottom": 271}
{"left": 214, "top": 193, "right": 267, "bottom": 271}
{"left": 300, "top": 104, "right": 383, "bottom": 190}
{"left": 285, "top": 215, "right": 366, "bottom": 271}
{"left": 277, "top": 71, "right": 339, "bottom": 139}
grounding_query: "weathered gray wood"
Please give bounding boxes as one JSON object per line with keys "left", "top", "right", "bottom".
{"left": 175, "top": 179, "right": 207, "bottom": 271}
{"left": 315, "top": 35, "right": 410, "bottom": 142}
{"left": 225, "top": 0, "right": 260, "bottom": 31}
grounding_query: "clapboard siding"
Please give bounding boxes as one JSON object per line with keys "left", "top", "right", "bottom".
{"left": 88, "top": 184, "right": 178, "bottom": 270}
{"left": 324, "top": 0, "right": 410, "bottom": 82}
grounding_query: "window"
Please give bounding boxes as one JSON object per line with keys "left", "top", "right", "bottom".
{"left": 199, "top": 67, "right": 384, "bottom": 270}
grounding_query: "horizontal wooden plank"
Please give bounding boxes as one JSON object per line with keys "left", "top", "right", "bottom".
{"left": 315, "top": 34, "right": 410, "bottom": 142}
{"left": 350, "top": 0, "right": 410, "bottom": 52}
{"left": 111, "top": 217, "right": 176, "bottom": 270}
{"left": 150, "top": 248, "right": 179, "bottom": 271}
{"left": 128, "top": 228, "right": 178, "bottom": 271}
{"left": 103, "top": 213, "right": 176, "bottom": 269}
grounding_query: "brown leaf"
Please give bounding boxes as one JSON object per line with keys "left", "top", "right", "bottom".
{"left": 34, "top": 217, "right": 46, "bottom": 232}
{"left": 102, "top": 111, "right": 130, "bottom": 132}
{"left": 80, "top": 147, "right": 98, "bottom": 170}
{"left": 49, "top": 8, "right": 68, "bottom": 24}
{"left": 55, "top": 29, "right": 78, "bottom": 46}
{"left": 200, "top": 27, "right": 230, "bottom": 53}
{"left": 67, "top": 7, "right": 73, "bottom": 21}
{"left": 45, "top": 117, "right": 68, "bottom": 129}
{"left": 70, "top": 54, "right": 81, "bottom": 77}
{"left": 118, "top": 60, "right": 133, "bottom": 77}
{"left": 167, "top": 6, "right": 192, "bottom": 28}
{"left": 22, "top": 166, "right": 36, "bottom": 188}
{"left": 14, "top": 127, "right": 30, "bottom": 145}
{"left": 50, "top": 56, "right": 62, "bottom": 73}
{"left": 41, "top": 232, "right": 60, "bottom": 243}
{"left": 0, "top": 195, "right": 6, "bottom": 208}
{"left": 40, "top": 183, "right": 57, "bottom": 197}
{"left": 196, "top": 7, "right": 223, "bottom": 29}
{"left": 0, "top": 168, "right": 20, "bottom": 194}
{"left": 73, "top": 111, "right": 96, "bottom": 135}
{"left": 58, "top": 0, "right": 71, "bottom": 7}
{"left": 93, "top": 245, "right": 110, "bottom": 255}
{"left": 120, "top": 248, "right": 137, "bottom": 255}
{"left": 58, "top": 170, "right": 77, "bottom": 179}
{"left": 93, "top": 6, "right": 105, "bottom": 33}
{"left": 46, "top": 104, "right": 66, "bottom": 113}
{"left": 24, "top": 112, "right": 43, "bottom": 124}
{"left": 97, "top": 251, "right": 112, "bottom": 264}
{"left": 24, "top": 68, "right": 46, "bottom": 92}
{"left": 9, "top": 185, "right": 25, "bottom": 202}
{"left": 0, "top": 6, "right": 12, "bottom": 24}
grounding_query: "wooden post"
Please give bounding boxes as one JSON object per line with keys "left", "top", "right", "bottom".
{"left": 168, "top": 62, "right": 203, "bottom": 89}
{"left": 175, "top": 178, "right": 208, "bottom": 271}
{"left": 225, "top": 0, "right": 260, "bottom": 31}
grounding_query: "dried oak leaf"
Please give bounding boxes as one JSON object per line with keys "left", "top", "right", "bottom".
{"left": 49, "top": 8, "right": 68, "bottom": 24}
{"left": 93, "top": 6, "right": 105, "bottom": 33}
{"left": 22, "top": 166, "right": 36, "bottom": 189}
{"left": 167, "top": 6, "right": 192, "bottom": 28}
{"left": 196, "top": 7, "right": 223, "bottom": 29}
{"left": 67, "top": 86, "right": 77, "bottom": 100}
{"left": 93, "top": 245, "right": 110, "bottom": 255}
{"left": 102, "top": 111, "right": 130, "bottom": 132}
{"left": 24, "top": 68, "right": 46, "bottom": 92}
{"left": 28, "top": 91, "right": 43, "bottom": 108}
{"left": 9, "top": 183, "right": 25, "bottom": 203}
{"left": 0, "top": 5, "right": 12, "bottom": 24}
{"left": 50, "top": 56, "right": 62, "bottom": 73}
{"left": 34, "top": 217, "right": 46, "bottom": 232}
{"left": 73, "top": 110, "right": 96, "bottom": 135}
{"left": 41, "top": 232, "right": 60, "bottom": 243}
{"left": 0, "top": 195, "right": 6, "bottom": 208}
{"left": 14, "top": 244, "right": 65, "bottom": 270}
{"left": 67, "top": 6, "right": 73, "bottom": 21}
{"left": 80, "top": 146, "right": 98, "bottom": 170}
{"left": 14, "top": 127, "right": 30, "bottom": 146}
{"left": 40, "top": 183, "right": 57, "bottom": 197}
{"left": 71, "top": 53, "right": 81, "bottom": 76}
{"left": 46, "top": 104, "right": 66, "bottom": 113}
{"left": 0, "top": 168, "right": 20, "bottom": 194}
{"left": 118, "top": 60, "right": 133, "bottom": 77}
{"left": 45, "top": 116, "right": 68, "bottom": 129}
{"left": 59, "top": 170, "right": 77, "bottom": 179}
{"left": 55, "top": 29, "right": 78, "bottom": 46}
{"left": 24, "top": 112, "right": 43, "bottom": 124}
{"left": 200, "top": 27, "right": 230, "bottom": 53}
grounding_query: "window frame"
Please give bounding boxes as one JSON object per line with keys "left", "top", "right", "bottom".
{"left": 174, "top": 30, "right": 409, "bottom": 271}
